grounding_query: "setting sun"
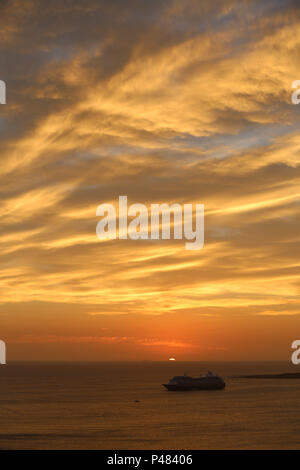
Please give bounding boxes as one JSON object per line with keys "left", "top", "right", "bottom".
{"left": 169, "top": 357, "right": 176, "bottom": 361}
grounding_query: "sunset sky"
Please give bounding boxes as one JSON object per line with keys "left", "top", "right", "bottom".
{"left": 1, "top": 0, "right": 300, "bottom": 361}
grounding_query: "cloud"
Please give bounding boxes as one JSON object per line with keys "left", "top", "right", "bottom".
{"left": 0, "top": 0, "right": 300, "bottom": 359}
{"left": 136, "top": 339, "right": 192, "bottom": 348}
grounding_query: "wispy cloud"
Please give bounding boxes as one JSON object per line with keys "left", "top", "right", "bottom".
{"left": 1, "top": 0, "right": 300, "bottom": 360}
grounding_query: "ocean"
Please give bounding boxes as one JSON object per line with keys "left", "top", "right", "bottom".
{"left": 1, "top": 361, "right": 300, "bottom": 450}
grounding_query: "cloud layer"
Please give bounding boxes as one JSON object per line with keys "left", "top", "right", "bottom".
{"left": 1, "top": 0, "right": 300, "bottom": 360}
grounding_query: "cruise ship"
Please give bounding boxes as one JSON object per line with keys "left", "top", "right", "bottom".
{"left": 163, "top": 371, "right": 225, "bottom": 391}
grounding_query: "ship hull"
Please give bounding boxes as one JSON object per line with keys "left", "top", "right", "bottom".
{"left": 163, "top": 382, "right": 225, "bottom": 391}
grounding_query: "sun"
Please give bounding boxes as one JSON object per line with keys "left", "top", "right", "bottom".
{"left": 168, "top": 357, "right": 176, "bottom": 361}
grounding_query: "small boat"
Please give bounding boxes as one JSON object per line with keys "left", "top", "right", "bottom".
{"left": 163, "top": 371, "right": 225, "bottom": 391}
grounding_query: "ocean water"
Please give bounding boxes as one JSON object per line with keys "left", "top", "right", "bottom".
{"left": 1, "top": 361, "right": 300, "bottom": 449}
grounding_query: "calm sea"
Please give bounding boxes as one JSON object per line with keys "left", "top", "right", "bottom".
{"left": 1, "top": 361, "right": 300, "bottom": 449}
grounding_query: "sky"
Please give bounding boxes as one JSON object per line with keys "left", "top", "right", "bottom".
{"left": 0, "top": 0, "right": 300, "bottom": 361}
